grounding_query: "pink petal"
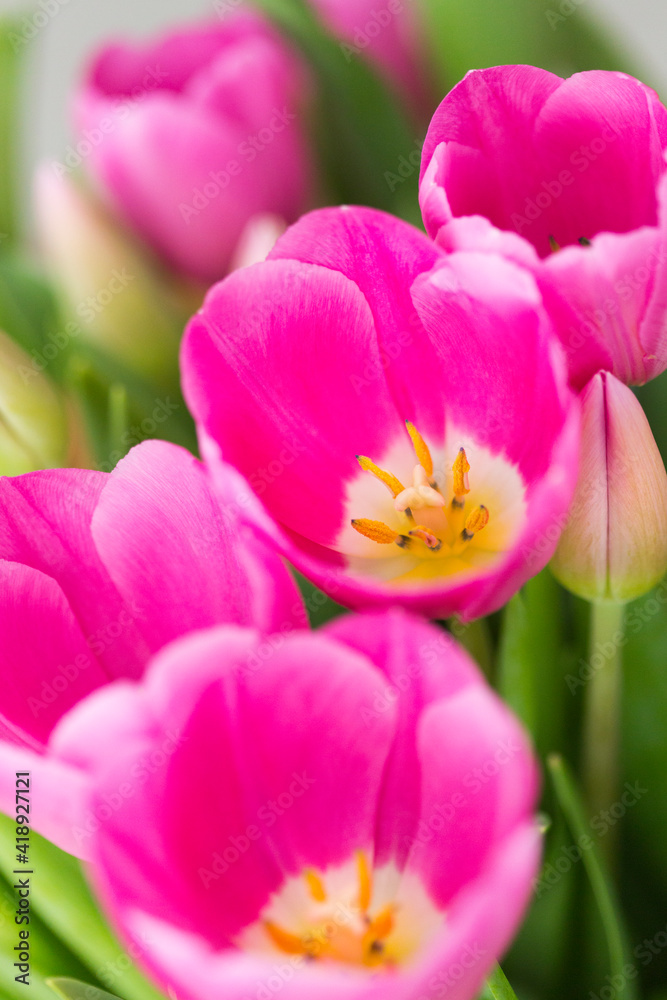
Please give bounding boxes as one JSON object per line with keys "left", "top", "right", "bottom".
{"left": 421, "top": 66, "right": 667, "bottom": 257}
{"left": 0, "top": 563, "right": 109, "bottom": 747}
{"left": 269, "top": 206, "right": 446, "bottom": 439}
{"left": 409, "top": 687, "right": 538, "bottom": 906}
{"left": 182, "top": 253, "right": 403, "bottom": 549}
{"left": 77, "top": 15, "right": 311, "bottom": 283}
{"left": 85, "top": 626, "right": 397, "bottom": 946}
{"left": 402, "top": 824, "right": 541, "bottom": 1000}
{"left": 0, "top": 469, "right": 149, "bottom": 680}
{"left": 91, "top": 440, "right": 303, "bottom": 650}
{"left": 324, "top": 609, "right": 480, "bottom": 866}
{"left": 0, "top": 741, "right": 91, "bottom": 858}
{"left": 410, "top": 251, "right": 572, "bottom": 483}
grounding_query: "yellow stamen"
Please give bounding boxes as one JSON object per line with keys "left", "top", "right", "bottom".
{"left": 264, "top": 921, "right": 308, "bottom": 955}
{"left": 549, "top": 234, "right": 561, "bottom": 253}
{"left": 305, "top": 869, "right": 327, "bottom": 902}
{"left": 351, "top": 519, "right": 402, "bottom": 545}
{"left": 357, "top": 456, "right": 404, "bottom": 498}
{"left": 409, "top": 526, "right": 442, "bottom": 551}
{"left": 366, "top": 904, "right": 395, "bottom": 941}
{"left": 462, "top": 505, "right": 489, "bottom": 541}
{"left": 405, "top": 421, "right": 433, "bottom": 478}
{"left": 452, "top": 448, "right": 470, "bottom": 505}
{"left": 357, "top": 851, "right": 372, "bottom": 912}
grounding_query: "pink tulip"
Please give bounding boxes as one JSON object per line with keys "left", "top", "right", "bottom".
{"left": 182, "top": 205, "right": 579, "bottom": 620}
{"left": 66, "top": 609, "right": 539, "bottom": 1000}
{"left": 0, "top": 440, "right": 305, "bottom": 855}
{"left": 420, "top": 65, "right": 667, "bottom": 389}
{"left": 74, "top": 13, "right": 312, "bottom": 284}
{"left": 312, "top": 0, "right": 427, "bottom": 110}
{"left": 551, "top": 371, "right": 667, "bottom": 602}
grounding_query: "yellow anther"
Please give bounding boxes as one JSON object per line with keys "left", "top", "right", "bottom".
{"left": 405, "top": 421, "right": 433, "bottom": 478}
{"left": 264, "top": 921, "right": 308, "bottom": 955}
{"left": 351, "top": 519, "right": 400, "bottom": 545}
{"left": 452, "top": 447, "right": 470, "bottom": 504}
{"left": 366, "top": 904, "right": 395, "bottom": 942}
{"left": 462, "top": 505, "right": 489, "bottom": 541}
{"left": 356, "top": 456, "right": 404, "bottom": 498}
{"left": 357, "top": 851, "right": 373, "bottom": 912}
{"left": 409, "top": 526, "right": 442, "bottom": 551}
{"left": 305, "top": 869, "right": 327, "bottom": 902}
{"left": 549, "top": 234, "right": 561, "bottom": 253}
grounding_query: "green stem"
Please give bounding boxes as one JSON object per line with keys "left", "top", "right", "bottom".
{"left": 582, "top": 601, "right": 625, "bottom": 856}
{"left": 484, "top": 964, "right": 519, "bottom": 1000}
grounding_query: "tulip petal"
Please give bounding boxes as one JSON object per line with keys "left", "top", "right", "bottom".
{"left": 0, "top": 563, "right": 109, "bottom": 747}
{"left": 183, "top": 255, "right": 404, "bottom": 548}
{"left": 421, "top": 66, "right": 667, "bottom": 258}
{"left": 84, "top": 627, "right": 397, "bottom": 946}
{"left": 269, "top": 207, "right": 445, "bottom": 438}
{"left": 324, "top": 609, "right": 480, "bottom": 866}
{"left": 410, "top": 251, "right": 570, "bottom": 483}
{"left": 409, "top": 687, "right": 538, "bottom": 906}
{"left": 91, "top": 440, "right": 303, "bottom": 649}
{"left": 0, "top": 469, "right": 149, "bottom": 680}
{"left": 0, "top": 741, "right": 91, "bottom": 858}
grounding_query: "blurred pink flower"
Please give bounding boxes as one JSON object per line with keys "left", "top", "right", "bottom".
{"left": 312, "top": 0, "right": 427, "bottom": 110}
{"left": 0, "top": 440, "right": 305, "bottom": 855}
{"left": 182, "top": 205, "right": 579, "bottom": 620}
{"left": 74, "top": 14, "right": 313, "bottom": 283}
{"left": 420, "top": 65, "right": 667, "bottom": 389}
{"left": 68, "top": 609, "right": 539, "bottom": 1000}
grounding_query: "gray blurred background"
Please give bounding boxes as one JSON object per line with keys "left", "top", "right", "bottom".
{"left": 1, "top": 0, "right": 666, "bottom": 192}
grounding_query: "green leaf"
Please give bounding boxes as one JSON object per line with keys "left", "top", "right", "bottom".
{"left": 621, "top": 583, "right": 667, "bottom": 897}
{"left": 0, "top": 816, "right": 164, "bottom": 1000}
{"left": 546, "top": 755, "right": 637, "bottom": 1000}
{"left": 0, "top": 870, "right": 92, "bottom": 1000}
{"left": 293, "top": 569, "right": 347, "bottom": 628}
{"left": 0, "top": 253, "right": 59, "bottom": 361}
{"left": 422, "top": 0, "right": 634, "bottom": 95}
{"left": 48, "top": 979, "right": 124, "bottom": 1000}
{"left": 0, "top": 18, "right": 23, "bottom": 245}
{"left": 250, "top": 0, "right": 420, "bottom": 214}
{"left": 484, "top": 964, "right": 520, "bottom": 1000}
{"left": 497, "top": 570, "right": 566, "bottom": 757}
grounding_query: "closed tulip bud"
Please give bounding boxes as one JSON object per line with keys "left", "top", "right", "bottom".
{"left": 552, "top": 371, "right": 667, "bottom": 602}
{"left": 0, "top": 330, "right": 68, "bottom": 474}
{"left": 34, "top": 166, "right": 185, "bottom": 390}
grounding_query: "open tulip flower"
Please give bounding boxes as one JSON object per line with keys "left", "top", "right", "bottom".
{"left": 183, "top": 206, "right": 579, "bottom": 620}
{"left": 62, "top": 609, "right": 539, "bottom": 1000}
{"left": 420, "top": 65, "right": 667, "bottom": 389}
{"left": 0, "top": 440, "right": 304, "bottom": 856}
{"left": 76, "top": 13, "right": 312, "bottom": 284}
